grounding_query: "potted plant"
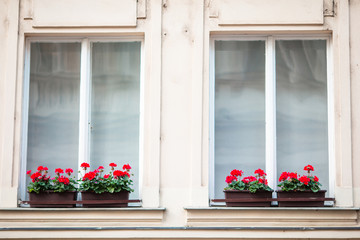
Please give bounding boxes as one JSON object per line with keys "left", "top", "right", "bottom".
{"left": 224, "top": 169, "right": 273, "bottom": 207}
{"left": 277, "top": 164, "right": 326, "bottom": 207}
{"left": 78, "top": 162, "right": 134, "bottom": 207}
{"left": 27, "top": 166, "right": 77, "bottom": 207}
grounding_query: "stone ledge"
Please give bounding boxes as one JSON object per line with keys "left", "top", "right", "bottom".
{"left": 185, "top": 207, "right": 360, "bottom": 227}
{"left": 1, "top": 228, "right": 360, "bottom": 239}
{"left": 0, "top": 208, "right": 165, "bottom": 228}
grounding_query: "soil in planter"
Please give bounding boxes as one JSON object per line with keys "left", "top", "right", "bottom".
{"left": 81, "top": 191, "right": 130, "bottom": 208}
{"left": 224, "top": 190, "right": 273, "bottom": 207}
{"left": 28, "top": 191, "right": 77, "bottom": 208}
{"left": 276, "top": 190, "right": 326, "bottom": 207}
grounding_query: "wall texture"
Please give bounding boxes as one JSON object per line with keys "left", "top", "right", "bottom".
{"left": 0, "top": 0, "right": 359, "bottom": 239}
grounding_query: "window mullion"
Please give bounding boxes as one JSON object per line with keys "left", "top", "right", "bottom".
{"left": 209, "top": 38, "right": 216, "bottom": 201}
{"left": 20, "top": 39, "right": 32, "bottom": 201}
{"left": 78, "top": 39, "right": 91, "bottom": 175}
{"left": 327, "top": 38, "right": 335, "bottom": 198}
{"left": 265, "top": 36, "right": 277, "bottom": 191}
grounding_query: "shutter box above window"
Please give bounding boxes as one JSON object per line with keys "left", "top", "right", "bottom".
{"left": 216, "top": 0, "right": 324, "bottom": 26}
{"left": 32, "top": 0, "right": 137, "bottom": 28}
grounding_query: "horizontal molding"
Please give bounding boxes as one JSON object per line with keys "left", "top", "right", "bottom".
{"left": 1, "top": 228, "right": 360, "bottom": 239}
{"left": 0, "top": 208, "right": 165, "bottom": 228}
{"left": 2, "top": 226, "right": 360, "bottom": 231}
{"left": 185, "top": 207, "right": 360, "bottom": 227}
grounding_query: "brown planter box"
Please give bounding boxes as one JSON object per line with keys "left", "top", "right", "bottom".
{"left": 28, "top": 191, "right": 77, "bottom": 208}
{"left": 81, "top": 191, "right": 130, "bottom": 208}
{"left": 224, "top": 190, "right": 273, "bottom": 207}
{"left": 276, "top": 190, "right": 326, "bottom": 207}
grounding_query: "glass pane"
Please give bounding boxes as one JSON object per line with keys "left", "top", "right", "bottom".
{"left": 214, "top": 40, "right": 266, "bottom": 199}
{"left": 27, "top": 42, "right": 81, "bottom": 180}
{"left": 276, "top": 40, "right": 328, "bottom": 192}
{"left": 90, "top": 42, "right": 141, "bottom": 199}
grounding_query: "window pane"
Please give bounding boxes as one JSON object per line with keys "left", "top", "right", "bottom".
{"left": 276, "top": 40, "right": 328, "bottom": 192}
{"left": 27, "top": 42, "right": 81, "bottom": 177}
{"left": 90, "top": 42, "right": 141, "bottom": 199}
{"left": 214, "top": 41, "right": 266, "bottom": 199}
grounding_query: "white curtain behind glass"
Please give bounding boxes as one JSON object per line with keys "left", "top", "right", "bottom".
{"left": 90, "top": 42, "right": 141, "bottom": 199}
{"left": 214, "top": 41, "right": 266, "bottom": 199}
{"left": 276, "top": 40, "right": 328, "bottom": 193}
{"left": 27, "top": 43, "right": 81, "bottom": 181}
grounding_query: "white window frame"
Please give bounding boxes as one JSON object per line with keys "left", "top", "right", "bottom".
{"left": 209, "top": 35, "right": 334, "bottom": 201}
{"left": 20, "top": 37, "right": 145, "bottom": 202}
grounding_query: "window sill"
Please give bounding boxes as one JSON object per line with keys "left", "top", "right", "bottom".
{"left": 0, "top": 207, "right": 166, "bottom": 228}
{"left": 185, "top": 207, "right": 360, "bottom": 227}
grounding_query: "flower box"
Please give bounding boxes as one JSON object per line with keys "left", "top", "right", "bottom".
{"left": 276, "top": 165, "right": 332, "bottom": 207}
{"left": 26, "top": 166, "right": 77, "bottom": 208}
{"left": 81, "top": 191, "right": 130, "bottom": 208}
{"left": 224, "top": 190, "right": 273, "bottom": 207}
{"left": 276, "top": 190, "right": 327, "bottom": 207}
{"left": 28, "top": 191, "right": 77, "bottom": 208}
{"left": 78, "top": 162, "right": 134, "bottom": 208}
{"left": 221, "top": 168, "right": 273, "bottom": 207}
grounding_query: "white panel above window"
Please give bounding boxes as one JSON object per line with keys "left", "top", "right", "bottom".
{"left": 32, "top": 0, "right": 137, "bottom": 27}
{"left": 217, "top": 0, "right": 324, "bottom": 25}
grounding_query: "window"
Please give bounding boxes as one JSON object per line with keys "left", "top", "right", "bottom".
{"left": 210, "top": 36, "right": 333, "bottom": 200}
{"left": 21, "top": 38, "right": 143, "bottom": 200}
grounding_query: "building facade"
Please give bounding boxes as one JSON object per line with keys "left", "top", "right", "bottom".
{"left": 0, "top": 0, "right": 359, "bottom": 239}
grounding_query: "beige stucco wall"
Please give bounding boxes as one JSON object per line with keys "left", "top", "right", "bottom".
{"left": 350, "top": 0, "right": 360, "bottom": 208}
{"left": 0, "top": 0, "right": 19, "bottom": 208}
{"left": 0, "top": 0, "right": 359, "bottom": 239}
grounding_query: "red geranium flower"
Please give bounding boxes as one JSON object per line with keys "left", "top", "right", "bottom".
{"left": 30, "top": 172, "right": 41, "bottom": 180}
{"left": 254, "top": 168, "right": 266, "bottom": 177}
{"left": 299, "top": 175, "right": 310, "bottom": 185}
{"left": 123, "top": 164, "right": 131, "bottom": 171}
{"left": 288, "top": 172, "right": 298, "bottom": 180}
{"left": 304, "top": 164, "right": 314, "bottom": 171}
{"left": 58, "top": 176, "right": 70, "bottom": 185}
{"left": 225, "top": 175, "right": 237, "bottom": 184}
{"left": 80, "top": 162, "right": 90, "bottom": 169}
{"left": 43, "top": 167, "right": 48, "bottom": 171}
{"left": 279, "top": 172, "right": 288, "bottom": 182}
{"left": 82, "top": 171, "right": 96, "bottom": 181}
{"left": 314, "top": 176, "right": 319, "bottom": 182}
{"left": 304, "top": 164, "right": 314, "bottom": 175}
{"left": 55, "top": 168, "right": 64, "bottom": 174}
{"left": 243, "top": 176, "right": 257, "bottom": 183}
{"left": 230, "top": 169, "right": 243, "bottom": 177}
{"left": 104, "top": 174, "right": 110, "bottom": 179}
{"left": 113, "top": 170, "right": 128, "bottom": 179}
{"left": 241, "top": 176, "right": 256, "bottom": 184}
{"left": 37, "top": 166, "right": 44, "bottom": 171}
{"left": 259, "top": 178, "right": 268, "bottom": 185}
{"left": 98, "top": 166, "right": 104, "bottom": 171}
{"left": 65, "top": 168, "right": 73, "bottom": 175}
{"left": 26, "top": 170, "right": 32, "bottom": 175}
{"left": 242, "top": 178, "right": 249, "bottom": 184}
{"left": 109, "top": 162, "right": 117, "bottom": 170}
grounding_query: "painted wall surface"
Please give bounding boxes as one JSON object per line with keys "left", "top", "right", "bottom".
{"left": 0, "top": 0, "right": 19, "bottom": 208}
{"left": 0, "top": 0, "right": 359, "bottom": 239}
{"left": 350, "top": 0, "right": 360, "bottom": 207}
